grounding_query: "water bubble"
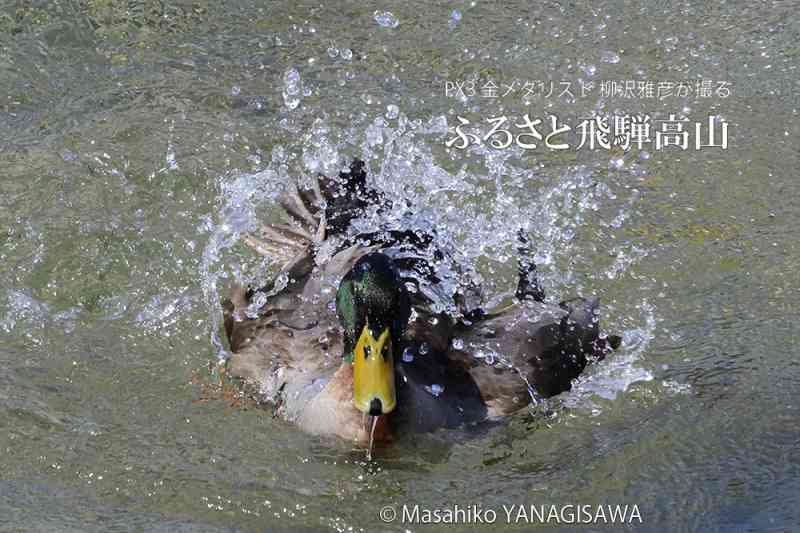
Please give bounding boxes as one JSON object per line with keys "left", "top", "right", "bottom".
{"left": 610, "top": 157, "right": 624, "bottom": 170}
{"left": 385, "top": 104, "right": 399, "bottom": 120}
{"left": 448, "top": 9, "right": 461, "bottom": 29}
{"left": 424, "top": 384, "right": 444, "bottom": 397}
{"left": 284, "top": 95, "right": 300, "bottom": 110}
{"left": 601, "top": 51, "right": 621, "bottom": 63}
{"left": 271, "top": 145, "right": 286, "bottom": 163}
{"left": 340, "top": 48, "right": 353, "bottom": 61}
{"left": 374, "top": 10, "right": 400, "bottom": 28}
{"left": 231, "top": 85, "right": 241, "bottom": 96}
{"left": 284, "top": 69, "right": 300, "bottom": 95}
{"left": 166, "top": 143, "right": 178, "bottom": 170}
{"left": 639, "top": 150, "right": 650, "bottom": 160}
{"left": 452, "top": 338, "right": 464, "bottom": 350}
{"left": 327, "top": 46, "right": 339, "bottom": 58}
{"left": 418, "top": 342, "right": 430, "bottom": 355}
{"left": 402, "top": 347, "right": 415, "bottom": 363}
{"left": 283, "top": 67, "right": 302, "bottom": 109}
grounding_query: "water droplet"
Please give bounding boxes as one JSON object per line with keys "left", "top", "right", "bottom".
{"left": 365, "top": 122, "right": 383, "bottom": 146}
{"left": 284, "top": 94, "right": 300, "bottom": 110}
{"left": 245, "top": 292, "right": 267, "bottom": 318}
{"left": 601, "top": 51, "right": 620, "bottom": 64}
{"left": 283, "top": 68, "right": 302, "bottom": 109}
{"left": 448, "top": 9, "right": 461, "bottom": 29}
{"left": 271, "top": 145, "right": 286, "bottom": 163}
{"left": 284, "top": 68, "right": 300, "bottom": 89}
{"left": 385, "top": 104, "right": 399, "bottom": 120}
{"left": 452, "top": 338, "right": 464, "bottom": 350}
{"left": 425, "top": 384, "right": 444, "bottom": 397}
{"left": 418, "top": 342, "right": 430, "bottom": 355}
{"left": 374, "top": 10, "right": 400, "bottom": 28}
{"left": 166, "top": 143, "right": 178, "bottom": 170}
{"left": 402, "top": 347, "right": 415, "bottom": 363}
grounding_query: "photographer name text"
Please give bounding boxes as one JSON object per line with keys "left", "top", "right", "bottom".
{"left": 379, "top": 503, "right": 643, "bottom": 525}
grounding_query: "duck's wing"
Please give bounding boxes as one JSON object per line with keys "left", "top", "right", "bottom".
{"left": 223, "top": 243, "right": 378, "bottom": 419}
{"left": 222, "top": 160, "right": 383, "bottom": 415}
{"left": 442, "top": 297, "right": 619, "bottom": 417}
{"left": 226, "top": 159, "right": 383, "bottom": 336}
{"left": 240, "top": 159, "right": 379, "bottom": 266}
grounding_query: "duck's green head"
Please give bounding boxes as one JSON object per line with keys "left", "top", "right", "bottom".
{"left": 336, "top": 253, "right": 410, "bottom": 416}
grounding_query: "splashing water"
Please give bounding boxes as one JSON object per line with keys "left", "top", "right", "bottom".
{"left": 565, "top": 300, "right": 657, "bottom": 407}
{"left": 200, "top": 112, "right": 653, "bottom": 400}
{"left": 1, "top": 290, "right": 50, "bottom": 334}
{"left": 199, "top": 168, "right": 283, "bottom": 359}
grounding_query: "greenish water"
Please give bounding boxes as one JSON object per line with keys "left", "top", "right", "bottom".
{"left": 1, "top": 1, "right": 798, "bottom": 532}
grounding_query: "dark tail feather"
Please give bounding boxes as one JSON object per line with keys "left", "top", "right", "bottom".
{"left": 515, "top": 229, "right": 545, "bottom": 303}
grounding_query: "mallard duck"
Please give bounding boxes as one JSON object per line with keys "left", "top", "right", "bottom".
{"left": 222, "top": 159, "right": 620, "bottom": 458}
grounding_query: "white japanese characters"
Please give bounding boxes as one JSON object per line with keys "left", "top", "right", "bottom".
{"left": 445, "top": 114, "right": 729, "bottom": 151}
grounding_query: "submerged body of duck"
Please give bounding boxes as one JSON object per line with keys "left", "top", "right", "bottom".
{"left": 222, "top": 160, "right": 619, "bottom": 456}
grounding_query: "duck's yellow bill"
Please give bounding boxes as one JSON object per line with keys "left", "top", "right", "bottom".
{"left": 353, "top": 325, "right": 396, "bottom": 415}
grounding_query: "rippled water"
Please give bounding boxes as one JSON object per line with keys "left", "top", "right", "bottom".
{"left": 1, "top": 1, "right": 798, "bottom": 531}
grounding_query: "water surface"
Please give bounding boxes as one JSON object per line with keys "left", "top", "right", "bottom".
{"left": 1, "top": 1, "right": 798, "bottom": 531}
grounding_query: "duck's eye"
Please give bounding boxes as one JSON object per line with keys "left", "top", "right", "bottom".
{"left": 363, "top": 345, "right": 371, "bottom": 360}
